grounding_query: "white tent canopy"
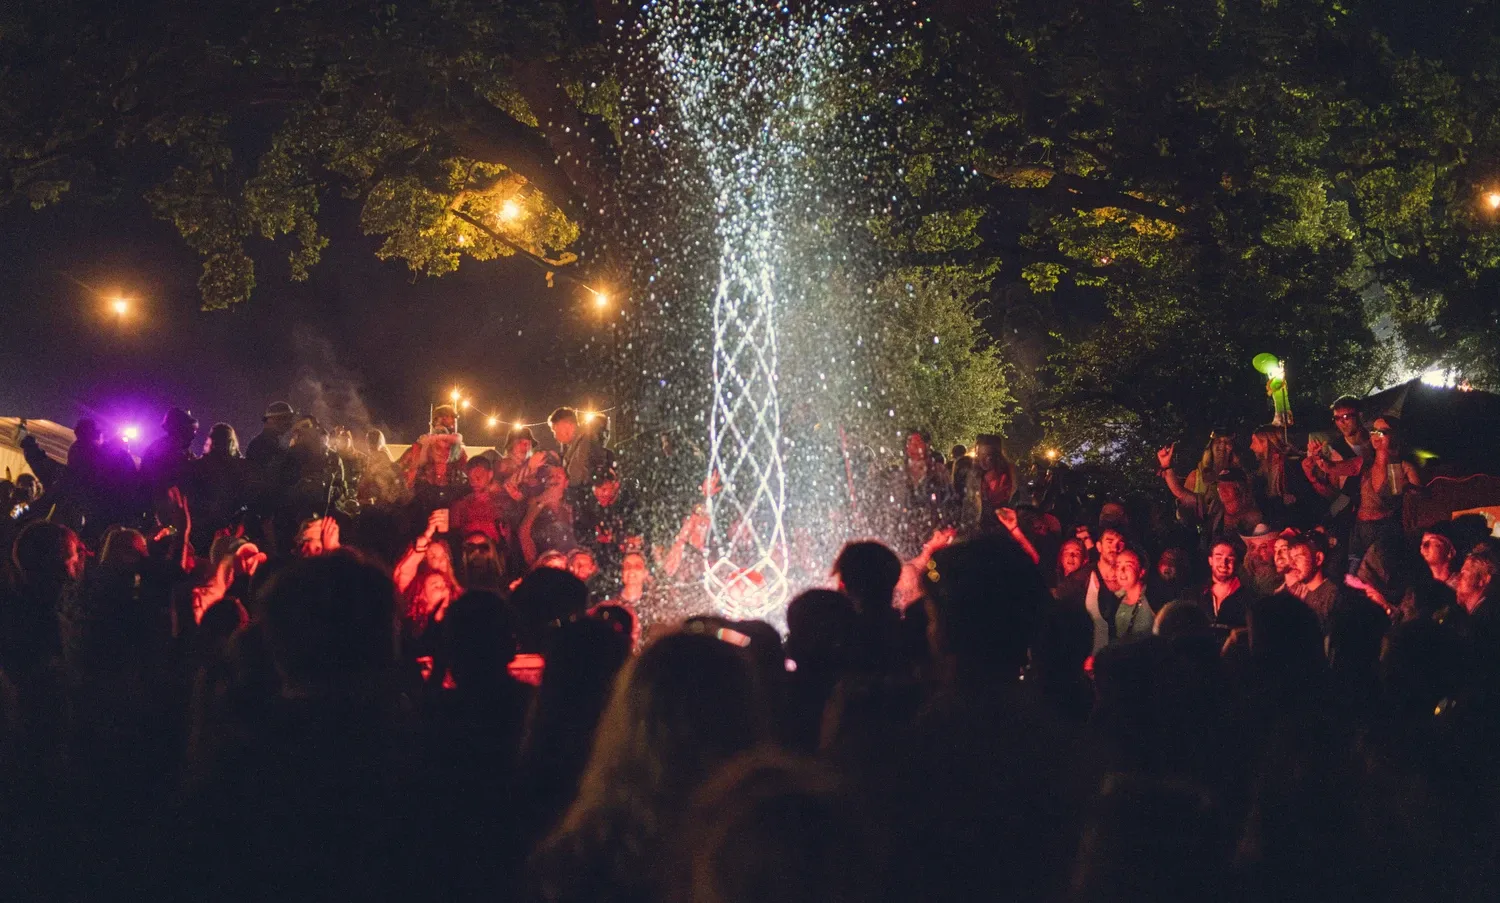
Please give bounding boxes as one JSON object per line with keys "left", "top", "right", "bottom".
{"left": 0, "top": 417, "right": 75, "bottom": 483}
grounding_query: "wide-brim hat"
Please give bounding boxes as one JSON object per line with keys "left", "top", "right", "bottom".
{"left": 263, "top": 401, "right": 295, "bottom": 421}
{"left": 162, "top": 407, "right": 199, "bottom": 433}
{"left": 1241, "top": 523, "right": 1277, "bottom": 548}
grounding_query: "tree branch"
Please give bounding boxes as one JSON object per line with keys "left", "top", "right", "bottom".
{"left": 446, "top": 206, "right": 579, "bottom": 270}
{"left": 978, "top": 164, "right": 1196, "bottom": 228}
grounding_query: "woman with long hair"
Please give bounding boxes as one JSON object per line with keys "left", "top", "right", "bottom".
{"left": 401, "top": 569, "right": 460, "bottom": 677}
{"left": 1053, "top": 537, "right": 1088, "bottom": 593}
{"left": 1249, "top": 424, "right": 1316, "bottom": 528}
{"left": 1350, "top": 415, "right": 1424, "bottom": 570}
{"left": 532, "top": 632, "right": 769, "bottom": 903}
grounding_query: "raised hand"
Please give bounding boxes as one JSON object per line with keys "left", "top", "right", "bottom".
{"left": 923, "top": 526, "right": 957, "bottom": 554}
{"left": 424, "top": 508, "right": 448, "bottom": 539}
{"left": 1156, "top": 442, "right": 1177, "bottom": 470}
{"left": 320, "top": 516, "right": 341, "bottom": 553}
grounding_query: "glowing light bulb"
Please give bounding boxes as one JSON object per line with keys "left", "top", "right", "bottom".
{"left": 513, "top": 421, "right": 525, "bottom": 430}
{"left": 450, "top": 388, "right": 462, "bottom": 403}
{"left": 457, "top": 233, "right": 469, "bottom": 246}
{"left": 1045, "top": 449, "right": 1060, "bottom": 462}
{"left": 499, "top": 199, "right": 523, "bottom": 223}
{"left": 1487, "top": 191, "right": 1500, "bottom": 210}
{"left": 487, "top": 416, "right": 499, "bottom": 428}
{"left": 460, "top": 398, "right": 471, "bottom": 410}
{"left": 594, "top": 291, "right": 610, "bottom": 310}
{"left": 110, "top": 297, "right": 130, "bottom": 316}
{"left": 582, "top": 411, "right": 597, "bottom": 423}
{"left": 122, "top": 426, "right": 139, "bottom": 442}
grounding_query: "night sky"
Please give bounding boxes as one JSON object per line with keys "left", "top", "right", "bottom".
{"left": 0, "top": 192, "right": 609, "bottom": 449}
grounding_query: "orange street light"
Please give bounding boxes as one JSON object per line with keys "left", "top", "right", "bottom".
{"left": 110, "top": 297, "right": 130, "bottom": 317}
{"left": 499, "top": 199, "right": 523, "bottom": 223}
{"left": 1487, "top": 191, "right": 1500, "bottom": 211}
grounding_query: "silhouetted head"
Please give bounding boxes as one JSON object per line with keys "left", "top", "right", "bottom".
{"left": 785, "top": 589, "right": 856, "bottom": 671}
{"left": 260, "top": 551, "right": 398, "bottom": 691}
{"left": 923, "top": 533, "right": 1048, "bottom": 682}
{"left": 832, "top": 540, "right": 902, "bottom": 615}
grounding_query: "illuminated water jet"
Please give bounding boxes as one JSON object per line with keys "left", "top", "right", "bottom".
{"left": 645, "top": 1, "right": 850, "bottom": 619}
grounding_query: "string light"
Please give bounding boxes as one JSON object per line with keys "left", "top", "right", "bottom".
{"left": 432, "top": 390, "right": 618, "bottom": 433}
{"left": 1487, "top": 191, "right": 1500, "bottom": 210}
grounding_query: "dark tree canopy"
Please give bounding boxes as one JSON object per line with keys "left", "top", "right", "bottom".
{"left": 864, "top": 0, "right": 1500, "bottom": 459}
{"left": 0, "top": 0, "right": 632, "bottom": 308}
{"left": 5, "top": 0, "right": 1500, "bottom": 466}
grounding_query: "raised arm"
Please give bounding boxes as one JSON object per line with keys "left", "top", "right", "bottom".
{"left": 1156, "top": 443, "right": 1197, "bottom": 506}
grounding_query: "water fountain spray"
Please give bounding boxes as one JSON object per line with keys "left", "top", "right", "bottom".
{"left": 645, "top": 1, "right": 850, "bottom": 619}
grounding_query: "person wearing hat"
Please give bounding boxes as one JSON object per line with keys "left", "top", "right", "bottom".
{"left": 1156, "top": 430, "right": 1246, "bottom": 528}
{"left": 246, "top": 401, "right": 297, "bottom": 469}
{"left": 396, "top": 403, "right": 469, "bottom": 512}
{"left": 1159, "top": 436, "right": 1263, "bottom": 547}
{"left": 242, "top": 402, "right": 300, "bottom": 535}
{"left": 140, "top": 407, "right": 200, "bottom": 503}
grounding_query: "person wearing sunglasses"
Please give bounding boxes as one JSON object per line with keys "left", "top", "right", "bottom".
{"left": 1350, "top": 415, "right": 1424, "bottom": 571}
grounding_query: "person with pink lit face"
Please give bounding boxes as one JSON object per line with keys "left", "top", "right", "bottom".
{"left": 1420, "top": 529, "right": 1460, "bottom": 588}
{"left": 1056, "top": 539, "right": 1086, "bottom": 586}
{"left": 568, "top": 548, "right": 600, "bottom": 584}
{"left": 1455, "top": 543, "right": 1495, "bottom": 614}
{"left": 1110, "top": 548, "right": 1155, "bottom": 643}
{"left": 1055, "top": 525, "right": 1131, "bottom": 652}
{"left": 1198, "top": 537, "right": 1252, "bottom": 629}
{"left": 450, "top": 456, "right": 506, "bottom": 543}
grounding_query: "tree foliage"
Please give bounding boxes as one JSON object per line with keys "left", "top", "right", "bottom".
{"left": 860, "top": 266, "right": 1014, "bottom": 452}
{"left": 0, "top": 0, "right": 614, "bottom": 309}
{"left": 865, "top": 0, "right": 1500, "bottom": 461}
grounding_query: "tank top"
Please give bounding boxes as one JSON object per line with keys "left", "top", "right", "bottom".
{"left": 1358, "top": 459, "right": 1408, "bottom": 522}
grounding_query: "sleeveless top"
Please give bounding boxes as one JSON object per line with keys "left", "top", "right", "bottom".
{"left": 1358, "top": 459, "right": 1409, "bottom": 522}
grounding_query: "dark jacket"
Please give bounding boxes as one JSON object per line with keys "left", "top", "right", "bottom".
{"left": 1196, "top": 581, "right": 1254, "bottom": 629}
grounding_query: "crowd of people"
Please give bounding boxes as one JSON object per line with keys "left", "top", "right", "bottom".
{"left": 1, "top": 391, "right": 1498, "bottom": 901}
